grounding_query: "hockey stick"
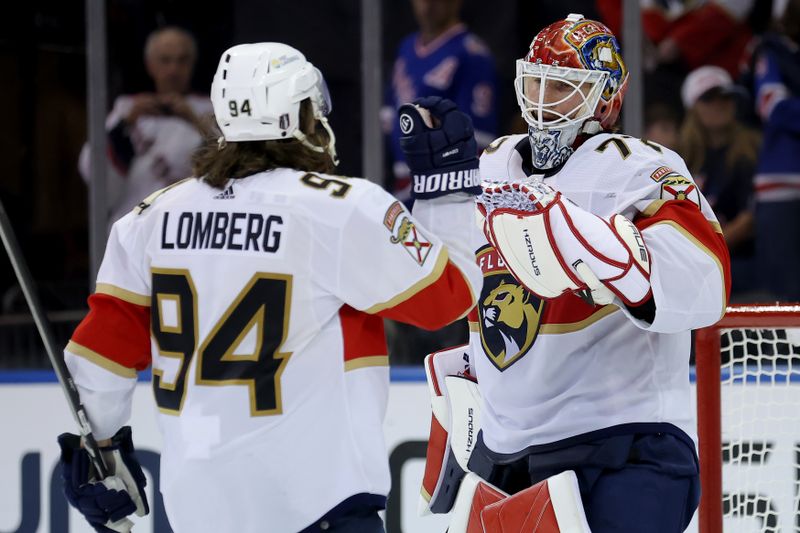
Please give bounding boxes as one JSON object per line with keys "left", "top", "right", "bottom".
{"left": 0, "top": 198, "right": 109, "bottom": 478}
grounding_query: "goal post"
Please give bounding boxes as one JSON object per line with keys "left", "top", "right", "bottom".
{"left": 695, "top": 304, "right": 800, "bottom": 533}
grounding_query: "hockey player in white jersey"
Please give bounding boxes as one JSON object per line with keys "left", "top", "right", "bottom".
{"left": 413, "top": 14, "right": 732, "bottom": 532}
{"left": 55, "top": 43, "right": 483, "bottom": 533}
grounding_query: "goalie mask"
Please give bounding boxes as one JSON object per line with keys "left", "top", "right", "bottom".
{"left": 516, "top": 14, "right": 628, "bottom": 170}
{"left": 211, "top": 42, "right": 338, "bottom": 164}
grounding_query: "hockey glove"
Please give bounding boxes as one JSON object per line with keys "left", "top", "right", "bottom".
{"left": 398, "top": 96, "right": 481, "bottom": 200}
{"left": 479, "top": 178, "right": 652, "bottom": 307}
{"left": 58, "top": 426, "right": 149, "bottom": 533}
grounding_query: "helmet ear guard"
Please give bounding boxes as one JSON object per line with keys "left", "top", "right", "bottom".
{"left": 211, "top": 43, "right": 338, "bottom": 165}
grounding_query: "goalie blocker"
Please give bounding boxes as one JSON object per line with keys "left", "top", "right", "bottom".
{"left": 478, "top": 179, "right": 651, "bottom": 308}
{"left": 420, "top": 347, "right": 591, "bottom": 532}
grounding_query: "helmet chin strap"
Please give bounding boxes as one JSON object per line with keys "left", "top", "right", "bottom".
{"left": 292, "top": 116, "right": 339, "bottom": 167}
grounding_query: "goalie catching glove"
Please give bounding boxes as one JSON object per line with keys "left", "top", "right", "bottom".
{"left": 477, "top": 179, "right": 651, "bottom": 307}
{"left": 58, "top": 426, "right": 149, "bottom": 532}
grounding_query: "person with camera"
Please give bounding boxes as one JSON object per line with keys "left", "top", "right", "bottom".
{"left": 79, "top": 26, "right": 213, "bottom": 230}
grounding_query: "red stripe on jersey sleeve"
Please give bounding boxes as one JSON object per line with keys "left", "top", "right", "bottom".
{"left": 71, "top": 293, "right": 151, "bottom": 371}
{"left": 542, "top": 292, "right": 602, "bottom": 324}
{"left": 339, "top": 305, "right": 388, "bottom": 364}
{"left": 377, "top": 260, "right": 475, "bottom": 331}
{"left": 635, "top": 200, "right": 731, "bottom": 305}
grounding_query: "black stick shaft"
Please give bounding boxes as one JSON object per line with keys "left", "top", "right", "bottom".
{"left": 0, "top": 199, "right": 109, "bottom": 478}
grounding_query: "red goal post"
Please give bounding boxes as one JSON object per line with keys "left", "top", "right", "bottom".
{"left": 695, "top": 304, "right": 800, "bottom": 533}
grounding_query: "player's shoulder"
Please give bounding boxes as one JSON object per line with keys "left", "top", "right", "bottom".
{"left": 568, "top": 133, "right": 702, "bottom": 208}
{"left": 574, "top": 133, "right": 689, "bottom": 177}
{"left": 286, "top": 170, "right": 406, "bottom": 232}
{"left": 130, "top": 177, "right": 199, "bottom": 220}
{"left": 460, "top": 32, "right": 493, "bottom": 59}
{"left": 479, "top": 134, "right": 529, "bottom": 180}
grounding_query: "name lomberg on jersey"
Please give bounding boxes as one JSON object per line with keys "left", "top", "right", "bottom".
{"left": 160, "top": 211, "right": 283, "bottom": 253}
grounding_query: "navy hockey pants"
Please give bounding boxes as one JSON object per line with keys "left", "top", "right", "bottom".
{"left": 304, "top": 508, "right": 383, "bottom": 532}
{"left": 299, "top": 495, "right": 385, "bottom": 533}
{"left": 469, "top": 428, "right": 700, "bottom": 532}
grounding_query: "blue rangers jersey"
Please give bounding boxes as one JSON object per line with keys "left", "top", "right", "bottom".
{"left": 385, "top": 24, "right": 498, "bottom": 199}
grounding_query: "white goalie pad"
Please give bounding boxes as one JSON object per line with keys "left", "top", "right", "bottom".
{"left": 480, "top": 180, "right": 651, "bottom": 306}
{"left": 420, "top": 346, "right": 481, "bottom": 515}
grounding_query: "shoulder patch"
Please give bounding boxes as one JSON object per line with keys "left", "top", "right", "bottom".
{"left": 383, "top": 201, "right": 405, "bottom": 231}
{"left": 135, "top": 177, "right": 193, "bottom": 215}
{"left": 389, "top": 216, "right": 432, "bottom": 266}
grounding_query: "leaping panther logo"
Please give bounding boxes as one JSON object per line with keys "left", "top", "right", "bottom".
{"left": 479, "top": 278, "right": 544, "bottom": 370}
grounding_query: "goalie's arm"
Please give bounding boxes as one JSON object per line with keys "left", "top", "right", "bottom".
{"left": 626, "top": 200, "right": 731, "bottom": 333}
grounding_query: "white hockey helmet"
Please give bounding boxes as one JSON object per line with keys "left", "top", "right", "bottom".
{"left": 211, "top": 42, "right": 338, "bottom": 163}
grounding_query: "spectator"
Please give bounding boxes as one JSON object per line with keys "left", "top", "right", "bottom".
{"left": 596, "top": 0, "right": 754, "bottom": 77}
{"left": 679, "top": 66, "right": 761, "bottom": 299}
{"left": 644, "top": 101, "right": 681, "bottom": 150}
{"left": 79, "top": 26, "right": 213, "bottom": 230}
{"left": 750, "top": 0, "right": 800, "bottom": 301}
{"left": 383, "top": 0, "right": 497, "bottom": 203}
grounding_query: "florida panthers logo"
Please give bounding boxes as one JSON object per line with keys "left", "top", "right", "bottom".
{"left": 479, "top": 277, "right": 544, "bottom": 370}
{"left": 582, "top": 35, "right": 627, "bottom": 102}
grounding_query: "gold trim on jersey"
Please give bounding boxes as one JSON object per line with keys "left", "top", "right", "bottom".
{"left": 66, "top": 340, "right": 137, "bottom": 378}
{"left": 483, "top": 135, "right": 511, "bottom": 155}
{"left": 639, "top": 200, "right": 723, "bottom": 234}
{"left": 95, "top": 283, "right": 151, "bottom": 306}
{"left": 364, "top": 249, "right": 450, "bottom": 314}
{"left": 420, "top": 487, "right": 432, "bottom": 503}
{"left": 538, "top": 305, "right": 618, "bottom": 335}
{"left": 219, "top": 307, "right": 265, "bottom": 363}
{"left": 468, "top": 321, "right": 480, "bottom": 332}
{"left": 134, "top": 177, "right": 193, "bottom": 215}
{"left": 156, "top": 294, "right": 183, "bottom": 334}
{"left": 344, "top": 355, "right": 389, "bottom": 371}
{"left": 648, "top": 220, "right": 727, "bottom": 317}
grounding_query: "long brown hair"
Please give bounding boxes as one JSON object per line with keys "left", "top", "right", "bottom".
{"left": 677, "top": 109, "right": 761, "bottom": 175}
{"left": 193, "top": 99, "right": 336, "bottom": 188}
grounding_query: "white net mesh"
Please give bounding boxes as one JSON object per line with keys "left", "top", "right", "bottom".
{"left": 718, "top": 326, "right": 800, "bottom": 532}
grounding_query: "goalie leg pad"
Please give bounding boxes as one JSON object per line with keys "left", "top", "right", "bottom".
{"left": 420, "top": 346, "right": 480, "bottom": 515}
{"left": 448, "top": 473, "right": 508, "bottom": 533}
{"left": 480, "top": 470, "right": 591, "bottom": 533}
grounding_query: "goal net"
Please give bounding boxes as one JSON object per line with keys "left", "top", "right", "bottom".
{"left": 695, "top": 305, "right": 800, "bottom": 533}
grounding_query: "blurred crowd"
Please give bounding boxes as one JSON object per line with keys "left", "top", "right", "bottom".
{"left": 1, "top": 0, "right": 799, "bottom": 366}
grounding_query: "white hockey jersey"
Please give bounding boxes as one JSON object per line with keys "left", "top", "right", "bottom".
{"left": 64, "top": 169, "right": 481, "bottom": 532}
{"left": 472, "top": 133, "right": 730, "bottom": 454}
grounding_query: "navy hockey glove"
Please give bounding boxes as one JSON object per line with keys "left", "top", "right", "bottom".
{"left": 398, "top": 96, "right": 481, "bottom": 200}
{"left": 58, "top": 426, "right": 149, "bottom": 532}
